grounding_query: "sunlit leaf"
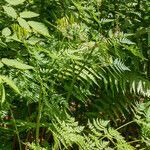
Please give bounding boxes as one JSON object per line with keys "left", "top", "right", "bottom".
{"left": 20, "top": 11, "right": 39, "bottom": 18}
{"left": 28, "top": 21, "right": 50, "bottom": 37}
{"left": 2, "top": 27, "right": 11, "bottom": 36}
{"left": 120, "top": 38, "right": 135, "bottom": 45}
{"left": 5, "top": 0, "right": 26, "bottom": 5}
{"left": 0, "top": 75, "right": 20, "bottom": 94}
{"left": 17, "top": 17, "right": 31, "bottom": 32}
{"left": 27, "top": 37, "right": 41, "bottom": 45}
{"left": 1, "top": 58, "right": 34, "bottom": 70}
{"left": 3, "top": 6, "right": 17, "bottom": 18}
{"left": 100, "top": 19, "right": 114, "bottom": 24}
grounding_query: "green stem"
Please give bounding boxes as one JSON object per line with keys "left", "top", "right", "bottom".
{"left": 35, "top": 72, "right": 46, "bottom": 146}
{"left": 116, "top": 120, "right": 135, "bottom": 131}
{"left": 128, "top": 139, "right": 141, "bottom": 144}
{"left": 9, "top": 105, "right": 22, "bottom": 150}
{"left": 35, "top": 84, "right": 43, "bottom": 146}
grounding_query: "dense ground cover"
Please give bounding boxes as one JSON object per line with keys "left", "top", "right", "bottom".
{"left": 0, "top": 0, "right": 150, "bottom": 149}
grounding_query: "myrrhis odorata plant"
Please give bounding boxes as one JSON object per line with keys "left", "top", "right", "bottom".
{"left": 0, "top": 0, "right": 150, "bottom": 149}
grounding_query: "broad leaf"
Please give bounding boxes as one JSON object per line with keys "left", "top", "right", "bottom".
{"left": 5, "top": 0, "right": 26, "bottom": 5}
{"left": 3, "top": 6, "right": 17, "bottom": 19}
{"left": 0, "top": 75, "right": 20, "bottom": 94}
{"left": 28, "top": 21, "right": 50, "bottom": 37}
{"left": 20, "top": 11, "right": 39, "bottom": 18}
{"left": 1, "top": 58, "right": 34, "bottom": 70}
{"left": 17, "top": 17, "right": 31, "bottom": 32}
{"left": 27, "top": 37, "right": 41, "bottom": 45}
{"left": 9, "top": 33, "right": 21, "bottom": 42}
{"left": 2, "top": 27, "right": 11, "bottom": 36}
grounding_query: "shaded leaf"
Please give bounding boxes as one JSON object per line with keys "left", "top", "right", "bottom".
{"left": 1, "top": 84, "right": 5, "bottom": 104}
{"left": 0, "top": 62, "right": 4, "bottom": 68}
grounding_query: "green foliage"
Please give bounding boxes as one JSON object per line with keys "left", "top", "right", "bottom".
{"left": 0, "top": 0, "right": 150, "bottom": 149}
{"left": 50, "top": 115, "right": 135, "bottom": 150}
{"left": 20, "top": 11, "right": 39, "bottom": 19}
{"left": 2, "top": 27, "right": 11, "bottom": 37}
{"left": 0, "top": 75, "right": 20, "bottom": 94}
{"left": 5, "top": 0, "right": 26, "bottom": 6}
{"left": 134, "top": 101, "right": 150, "bottom": 148}
{"left": 1, "top": 58, "right": 34, "bottom": 70}
{"left": 28, "top": 21, "right": 50, "bottom": 37}
{"left": 3, "top": 6, "right": 17, "bottom": 19}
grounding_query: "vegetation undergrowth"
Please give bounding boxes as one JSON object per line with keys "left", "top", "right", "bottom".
{"left": 0, "top": 0, "right": 150, "bottom": 149}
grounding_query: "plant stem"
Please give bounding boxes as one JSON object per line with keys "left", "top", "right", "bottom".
{"left": 116, "top": 120, "right": 135, "bottom": 131}
{"left": 35, "top": 73, "right": 46, "bottom": 146}
{"left": 36, "top": 85, "right": 43, "bottom": 146}
{"left": 9, "top": 105, "right": 22, "bottom": 150}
